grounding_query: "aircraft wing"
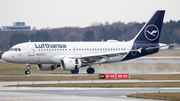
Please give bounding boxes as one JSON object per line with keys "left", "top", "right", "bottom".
{"left": 78, "top": 51, "right": 128, "bottom": 63}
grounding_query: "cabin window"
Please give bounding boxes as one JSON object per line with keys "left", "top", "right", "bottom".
{"left": 18, "top": 48, "right": 21, "bottom": 51}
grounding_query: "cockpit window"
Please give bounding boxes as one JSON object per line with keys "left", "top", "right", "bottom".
{"left": 14, "top": 48, "right": 17, "bottom": 51}
{"left": 9, "top": 48, "right": 14, "bottom": 51}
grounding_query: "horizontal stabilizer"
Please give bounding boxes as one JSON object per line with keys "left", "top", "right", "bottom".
{"left": 146, "top": 43, "right": 177, "bottom": 50}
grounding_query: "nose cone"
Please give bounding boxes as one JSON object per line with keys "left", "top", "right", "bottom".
{"left": 2, "top": 52, "right": 8, "bottom": 62}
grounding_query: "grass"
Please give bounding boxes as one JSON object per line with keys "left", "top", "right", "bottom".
{"left": 1, "top": 62, "right": 180, "bottom": 75}
{"left": 0, "top": 62, "right": 180, "bottom": 82}
{"left": 0, "top": 62, "right": 70, "bottom": 75}
{"left": 7, "top": 82, "right": 180, "bottom": 87}
{"left": 0, "top": 76, "right": 99, "bottom": 81}
{"left": 127, "top": 92, "right": 180, "bottom": 101}
{"left": 0, "top": 74, "right": 180, "bottom": 81}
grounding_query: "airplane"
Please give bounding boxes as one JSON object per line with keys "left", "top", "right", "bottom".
{"left": 2, "top": 10, "right": 175, "bottom": 75}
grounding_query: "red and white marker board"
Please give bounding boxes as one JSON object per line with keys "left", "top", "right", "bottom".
{"left": 116, "top": 74, "right": 130, "bottom": 79}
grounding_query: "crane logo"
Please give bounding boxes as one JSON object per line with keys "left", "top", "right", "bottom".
{"left": 144, "top": 24, "right": 159, "bottom": 41}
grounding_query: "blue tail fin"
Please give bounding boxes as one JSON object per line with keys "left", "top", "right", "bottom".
{"left": 134, "top": 10, "right": 165, "bottom": 43}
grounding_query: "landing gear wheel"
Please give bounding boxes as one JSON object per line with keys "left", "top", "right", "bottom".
{"left": 25, "top": 70, "right": 30, "bottom": 75}
{"left": 71, "top": 69, "right": 79, "bottom": 74}
{"left": 25, "top": 64, "right": 31, "bottom": 75}
{"left": 87, "top": 68, "right": 95, "bottom": 74}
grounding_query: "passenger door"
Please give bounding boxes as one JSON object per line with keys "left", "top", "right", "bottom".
{"left": 28, "top": 44, "right": 34, "bottom": 56}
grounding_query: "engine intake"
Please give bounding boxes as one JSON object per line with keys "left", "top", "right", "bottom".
{"left": 60, "top": 58, "right": 82, "bottom": 70}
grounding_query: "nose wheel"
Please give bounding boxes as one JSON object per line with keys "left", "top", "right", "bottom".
{"left": 25, "top": 64, "right": 31, "bottom": 75}
{"left": 25, "top": 70, "right": 30, "bottom": 75}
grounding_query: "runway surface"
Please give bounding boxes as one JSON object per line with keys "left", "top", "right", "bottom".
{"left": 1, "top": 80, "right": 180, "bottom": 101}
{"left": 123, "top": 56, "right": 180, "bottom": 64}
{"left": 1, "top": 72, "right": 180, "bottom": 77}
{"left": 0, "top": 59, "right": 5, "bottom": 62}
{"left": 0, "top": 56, "right": 180, "bottom": 101}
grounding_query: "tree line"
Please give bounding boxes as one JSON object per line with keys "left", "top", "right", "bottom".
{"left": 0, "top": 20, "right": 180, "bottom": 51}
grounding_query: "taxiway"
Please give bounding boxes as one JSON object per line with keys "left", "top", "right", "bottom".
{"left": 1, "top": 80, "right": 180, "bottom": 101}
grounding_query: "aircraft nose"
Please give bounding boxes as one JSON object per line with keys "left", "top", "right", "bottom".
{"left": 2, "top": 52, "right": 8, "bottom": 61}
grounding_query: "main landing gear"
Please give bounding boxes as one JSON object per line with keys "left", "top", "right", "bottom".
{"left": 71, "top": 65, "right": 95, "bottom": 74}
{"left": 25, "top": 64, "right": 30, "bottom": 75}
{"left": 87, "top": 65, "right": 95, "bottom": 74}
{"left": 71, "top": 65, "right": 79, "bottom": 74}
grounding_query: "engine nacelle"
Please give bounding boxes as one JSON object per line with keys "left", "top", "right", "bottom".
{"left": 60, "top": 58, "right": 82, "bottom": 70}
{"left": 37, "top": 64, "right": 57, "bottom": 71}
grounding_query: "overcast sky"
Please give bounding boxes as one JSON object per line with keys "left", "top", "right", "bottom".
{"left": 0, "top": 0, "right": 180, "bottom": 29}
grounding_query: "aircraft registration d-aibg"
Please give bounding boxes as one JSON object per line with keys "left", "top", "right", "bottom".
{"left": 2, "top": 10, "right": 175, "bottom": 75}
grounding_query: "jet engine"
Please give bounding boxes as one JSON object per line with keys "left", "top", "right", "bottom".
{"left": 60, "top": 58, "right": 82, "bottom": 70}
{"left": 37, "top": 64, "right": 57, "bottom": 71}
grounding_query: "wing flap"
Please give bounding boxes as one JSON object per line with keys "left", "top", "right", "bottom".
{"left": 80, "top": 51, "right": 128, "bottom": 63}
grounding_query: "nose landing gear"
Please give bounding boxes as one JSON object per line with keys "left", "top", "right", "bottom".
{"left": 25, "top": 64, "right": 30, "bottom": 75}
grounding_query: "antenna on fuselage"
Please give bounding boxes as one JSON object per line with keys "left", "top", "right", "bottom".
{"left": 29, "top": 40, "right": 31, "bottom": 43}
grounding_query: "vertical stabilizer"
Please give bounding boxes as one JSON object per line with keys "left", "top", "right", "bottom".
{"left": 133, "top": 10, "right": 165, "bottom": 43}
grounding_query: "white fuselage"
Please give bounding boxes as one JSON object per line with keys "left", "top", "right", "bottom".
{"left": 2, "top": 40, "right": 133, "bottom": 65}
